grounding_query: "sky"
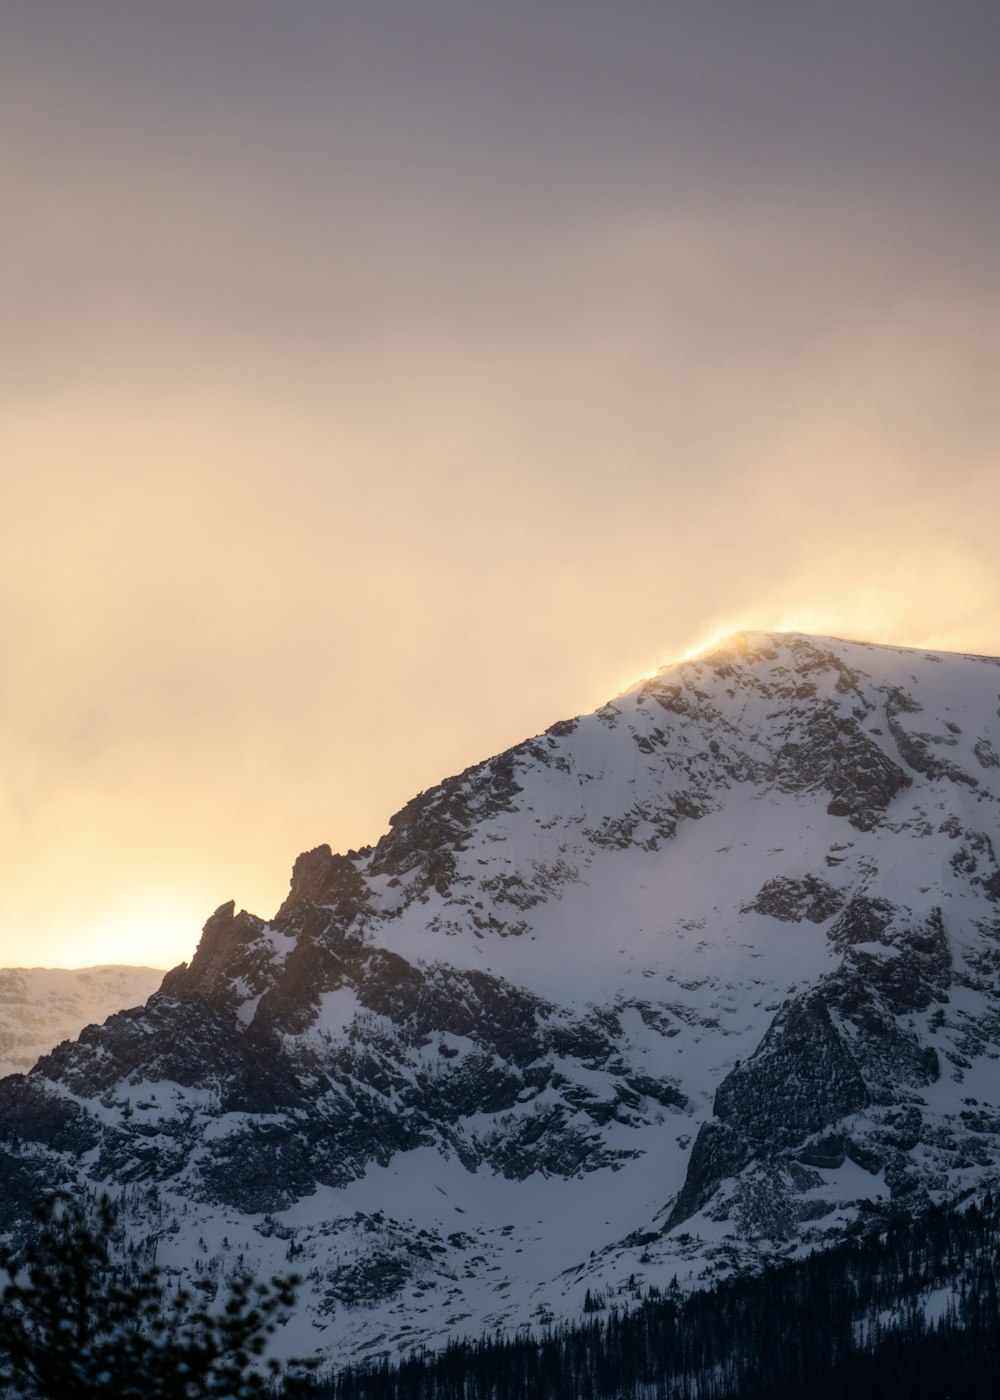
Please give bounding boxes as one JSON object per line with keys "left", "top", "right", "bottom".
{"left": 2, "top": 1, "right": 999, "bottom": 969}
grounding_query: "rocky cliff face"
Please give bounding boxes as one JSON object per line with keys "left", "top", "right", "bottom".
{"left": 2, "top": 632, "right": 1000, "bottom": 1368}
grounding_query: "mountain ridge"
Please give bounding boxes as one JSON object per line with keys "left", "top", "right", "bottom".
{"left": 2, "top": 630, "right": 1000, "bottom": 1368}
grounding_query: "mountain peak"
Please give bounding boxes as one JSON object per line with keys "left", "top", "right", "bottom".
{"left": 3, "top": 632, "right": 1000, "bottom": 1366}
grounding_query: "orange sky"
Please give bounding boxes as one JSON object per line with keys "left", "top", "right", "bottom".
{"left": 2, "top": 3, "right": 998, "bottom": 969}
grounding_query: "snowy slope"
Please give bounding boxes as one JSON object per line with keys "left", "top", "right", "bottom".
{"left": 0, "top": 965, "right": 163, "bottom": 1078}
{"left": 3, "top": 632, "right": 1000, "bottom": 1371}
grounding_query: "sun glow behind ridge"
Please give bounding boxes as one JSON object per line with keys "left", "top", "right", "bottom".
{"left": 38, "top": 898, "right": 197, "bottom": 972}
{"left": 611, "top": 583, "right": 1000, "bottom": 702}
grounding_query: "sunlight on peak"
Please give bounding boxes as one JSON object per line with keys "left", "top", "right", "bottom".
{"left": 675, "top": 594, "right": 977, "bottom": 666}
{"left": 610, "top": 628, "right": 765, "bottom": 698}
{"left": 610, "top": 599, "right": 972, "bottom": 702}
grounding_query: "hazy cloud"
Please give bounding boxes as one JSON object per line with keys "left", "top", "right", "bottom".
{"left": 2, "top": 2, "right": 997, "bottom": 965}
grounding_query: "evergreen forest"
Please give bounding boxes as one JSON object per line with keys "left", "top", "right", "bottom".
{"left": 312, "top": 1193, "right": 1000, "bottom": 1399}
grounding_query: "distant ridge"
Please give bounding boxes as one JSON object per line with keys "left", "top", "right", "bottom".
{"left": 0, "top": 965, "right": 164, "bottom": 1078}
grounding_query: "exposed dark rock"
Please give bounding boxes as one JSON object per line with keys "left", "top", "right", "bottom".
{"left": 827, "top": 895, "right": 898, "bottom": 948}
{"left": 0, "top": 1075, "right": 100, "bottom": 1155}
{"left": 950, "top": 829, "right": 1000, "bottom": 902}
{"left": 885, "top": 692, "right": 979, "bottom": 788}
{"left": 823, "top": 728, "right": 912, "bottom": 829}
{"left": 667, "top": 901, "right": 950, "bottom": 1230}
{"left": 666, "top": 994, "right": 873, "bottom": 1229}
{"left": 160, "top": 902, "right": 276, "bottom": 1011}
{"left": 0, "top": 1148, "right": 69, "bottom": 1232}
{"left": 974, "top": 737, "right": 1000, "bottom": 769}
{"left": 473, "top": 1105, "right": 616, "bottom": 1181}
{"left": 369, "top": 751, "right": 523, "bottom": 894}
{"left": 665, "top": 1121, "right": 753, "bottom": 1229}
{"left": 770, "top": 704, "right": 910, "bottom": 830}
{"left": 32, "top": 994, "right": 296, "bottom": 1108}
{"left": 745, "top": 875, "right": 845, "bottom": 923}
{"left": 833, "top": 907, "right": 951, "bottom": 1017}
{"left": 797, "top": 1133, "right": 847, "bottom": 1169}
{"left": 713, "top": 995, "right": 870, "bottom": 1144}
{"left": 275, "top": 844, "right": 371, "bottom": 920}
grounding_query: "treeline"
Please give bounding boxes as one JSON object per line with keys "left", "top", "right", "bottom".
{"left": 307, "top": 1193, "right": 1000, "bottom": 1399}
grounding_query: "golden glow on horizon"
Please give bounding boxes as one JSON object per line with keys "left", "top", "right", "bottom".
{"left": 26, "top": 898, "right": 201, "bottom": 973}
{"left": 4, "top": 362, "right": 998, "bottom": 975}
{"left": 3, "top": 34, "right": 999, "bottom": 972}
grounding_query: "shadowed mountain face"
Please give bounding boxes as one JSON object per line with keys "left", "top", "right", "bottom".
{"left": 3, "top": 632, "right": 1000, "bottom": 1366}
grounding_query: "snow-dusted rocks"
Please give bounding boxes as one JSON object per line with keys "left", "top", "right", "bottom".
{"left": 3, "top": 632, "right": 1000, "bottom": 1368}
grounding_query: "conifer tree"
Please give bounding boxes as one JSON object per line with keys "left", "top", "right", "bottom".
{"left": 0, "top": 1191, "right": 317, "bottom": 1399}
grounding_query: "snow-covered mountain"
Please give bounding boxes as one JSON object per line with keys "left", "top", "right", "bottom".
{"left": 3, "top": 632, "right": 1000, "bottom": 1370}
{"left": 0, "top": 965, "right": 163, "bottom": 1079}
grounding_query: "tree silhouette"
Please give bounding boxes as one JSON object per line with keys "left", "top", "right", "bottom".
{"left": 0, "top": 1191, "right": 317, "bottom": 1398}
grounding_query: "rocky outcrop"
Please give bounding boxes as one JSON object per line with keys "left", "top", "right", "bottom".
{"left": 745, "top": 876, "right": 845, "bottom": 923}
{"left": 160, "top": 902, "right": 280, "bottom": 1012}
{"left": 667, "top": 994, "right": 871, "bottom": 1228}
